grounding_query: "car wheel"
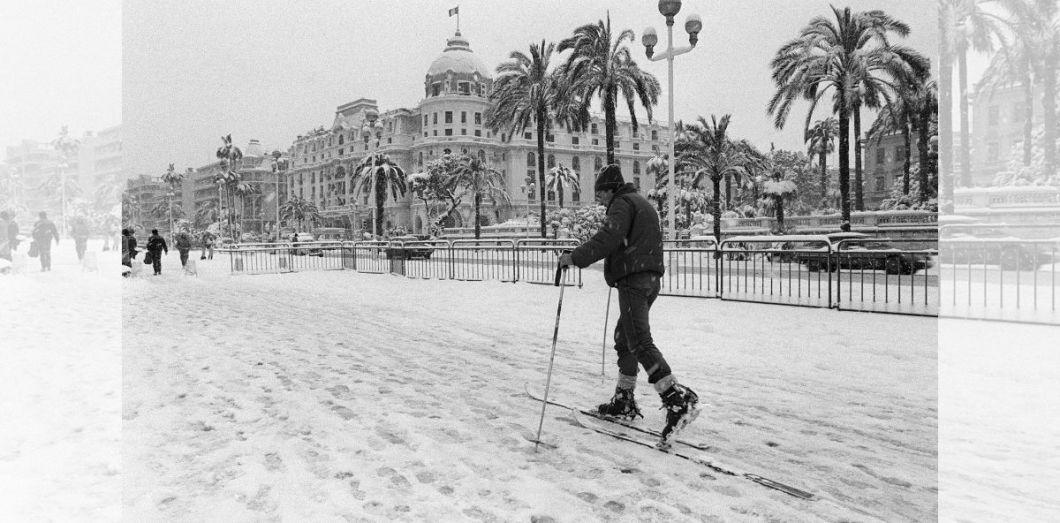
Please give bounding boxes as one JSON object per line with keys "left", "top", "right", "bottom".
{"left": 884, "top": 256, "right": 903, "bottom": 275}
{"left": 805, "top": 261, "right": 819, "bottom": 272}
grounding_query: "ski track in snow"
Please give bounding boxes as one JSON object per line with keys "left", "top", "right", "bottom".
{"left": 115, "top": 250, "right": 939, "bottom": 521}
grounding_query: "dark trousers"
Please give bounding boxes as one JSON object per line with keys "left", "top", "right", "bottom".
{"left": 151, "top": 250, "right": 163, "bottom": 274}
{"left": 613, "top": 272, "right": 671, "bottom": 384}
{"left": 39, "top": 245, "right": 52, "bottom": 271}
{"left": 75, "top": 238, "right": 87, "bottom": 261}
{"left": 179, "top": 249, "right": 190, "bottom": 266}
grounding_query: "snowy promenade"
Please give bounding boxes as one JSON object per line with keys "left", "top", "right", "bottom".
{"left": 3, "top": 245, "right": 1056, "bottom": 520}
{"left": 118, "top": 252, "right": 938, "bottom": 521}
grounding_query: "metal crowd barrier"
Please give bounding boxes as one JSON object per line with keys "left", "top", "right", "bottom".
{"left": 514, "top": 239, "right": 581, "bottom": 286}
{"left": 661, "top": 238, "right": 719, "bottom": 298}
{"left": 449, "top": 239, "right": 518, "bottom": 282}
{"left": 940, "top": 239, "right": 1059, "bottom": 324}
{"left": 718, "top": 238, "right": 836, "bottom": 309}
{"left": 834, "top": 238, "right": 939, "bottom": 316}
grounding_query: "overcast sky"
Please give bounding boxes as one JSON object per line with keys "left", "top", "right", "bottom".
{"left": 0, "top": 1, "right": 121, "bottom": 151}
{"left": 5, "top": 1, "right": 947, "bottom": 178}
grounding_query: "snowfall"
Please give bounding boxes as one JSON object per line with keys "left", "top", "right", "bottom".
{"left": 1, "top": 240, "right": 1058, "bottom": 521}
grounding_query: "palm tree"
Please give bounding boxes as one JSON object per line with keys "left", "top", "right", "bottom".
{"left": 51, "top": 125, "right": 80, "bottom": 235}
{"left": 161, "top": 163, "right": 185, "bottom": 234}
{"left": 486, "top": 40, "right": 588, "bottom": 238}
{"left": 769, "top": 6, "right": 926, "bottom": 230}
{"left": 676, "top": 114, "right": 756, "bottom": 243}
{"left": 558, "top": 13, "right": 661, "bottom": 165}
{"left": 451, "top": 155, "right": 512, "bottom": 239}
{"left": 943, "top": 0, "right": 1003, "bottom": 187}
{"left": 279, "top": 197, "right": 321, "bottom": 233}
{"left": 194, "top": 200, "right": 219, "bottom": 229}
{"left": 546, "top": 164, "right": 580, "bottom": 208}
{"left": 352, "top": 152, "right": 407, "bottom": 237}
{"left": 805, "top": 117, "right": 838, "bottom": 205}
{"left": 215, "top": 134, "right": 244, "bottom": 233}
{"left": 232, "top": 181, "right": 261, "bottom": 235}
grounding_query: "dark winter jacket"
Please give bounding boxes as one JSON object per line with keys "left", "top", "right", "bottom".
{"left": 147, "top": 234, "right": 168, "bottom": 254}
{"left": 32, "top": 219, "right": 59, "bottom": 245}
{"left": 569, "top": 183, "right": 665, "bottom": 286}
{"left": 174, "top": 232, "right": 193, "bottom": 251}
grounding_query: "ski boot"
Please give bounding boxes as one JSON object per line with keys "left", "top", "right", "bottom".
{"left": 658, "top": 384, "right": 699, "bottom": 449}
{"left": 597, "top": 387, "right": 643, "bottom": 420}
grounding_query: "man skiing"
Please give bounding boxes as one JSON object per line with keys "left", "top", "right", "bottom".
{"left": 558, "top": 164, "right": 699, "bottom": 448}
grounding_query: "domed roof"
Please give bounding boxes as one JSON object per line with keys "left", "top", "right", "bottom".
{"left": 426, "top": 32, "right": 491, "bottom": 79}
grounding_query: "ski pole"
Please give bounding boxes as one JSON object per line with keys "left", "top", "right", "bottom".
{"left": 534, "top": 257, "right": 568, "bottom": 451}
{"left": 601, "top": 287, "right": 612, "bottom": 378}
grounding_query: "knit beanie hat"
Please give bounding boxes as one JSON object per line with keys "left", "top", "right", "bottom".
{"left": 594, "top": 164, "right": 625, "bottom": 192}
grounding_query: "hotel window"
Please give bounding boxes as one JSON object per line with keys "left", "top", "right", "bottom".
{"left": 433, "top": 130, "right": 438, "bottom": 136}
{"left": 527, "top": 152, "right": 535, "bottom": 166}
{"left": 526, "top": 175, "right": 536, "bottom": 199}
{"left": 876, "top": 148, "right": 885, "bottom": 164}
{"left": 445, "top": 128, "right": 453, "bottom": 136}
{"left": 592, "top": 138, "right": 599, "bottom": 146}
{"left": 633, "top": 143, "right": 640, "bottom": 151}
{"left": 474, "top": 129, "right": 482, "bottom": 137}
{"left": 594, "top": 157, "right": 603, "bottom": 171}
{"left": 458, "top": 82, "right": 470, "bottom": 95}
{"left": 433, "top": 113, "right": 438, "bottom": 124}
{"left": 419, "top": 152, "right": 423, "bottom": 165}
{"left": 633, "top": 177, "right": 641, "bottom": 190}
{"left": 338, "top": 134, "right": 344, "bottom": 145}
{"left": 461, "top": 111, "right": 467, "bottom": 123}
{"left": 652, "top": 144, "right": 659, "bottom": 152}
{"left": 633, "top": 161, "right": 640, "bottom": 174}
{"left": 546, "top": 134, "right": 554, "bottom": 142}
{"left": 424, "top": 115, "right": 428, "bottom": 125}
{"left": 547, "top": 155, "right": 555, "bottom": 168}
{"left": 572, "top": 157, "right": 580, "bottom": 172}
{"left": 591, "top": 123, "right": 598, "bottom": 134}
{"left": 445, "top": 111, "right": 453, "bottom": 124}
{"left": 474, "top": 112, "right": 481, "bottom": 125}
{"left": 431, "top": 83, "right": 441, "bottom": 96}
{"left": 875, "top": 176, "right": 885, "bottom": 191}
{"left": 651, "top": 130, "right": 658, "bottom": 141}
{"left": 573, "top": 186, "right": 581, "bottom": 202}
{"left": 338, "top": 148, "right": 343, "bottom": 156}
{"left": 572, "top": 136, "right": 579, "bottom": 145}
{"left": 524, "top": 132, "right": 532, "bottom": 140}
{"left": 461, "top": 129, "right": 467, "bottom": 135}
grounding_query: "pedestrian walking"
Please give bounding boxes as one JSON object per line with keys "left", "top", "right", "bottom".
{"left": 31, "top": 211, "right": 60, "bottom": 272}
{"left": 146, "top": 228, "right": 168, "bottom": 275}
{"left": 121, "top": 228, "right": 135, "bottom": 269}
{"left": 174, "top": 229, "right": 193, "bottom": 267}
{"left": 6, "top": 213, "right": 19, "bottom": 253}
{"left": 71, "top": 218, "right": 90, "bottom": 261}
{"left": 0, "top": 211, "right": 11, "bottom": 262}
{"left": 557, "top": 164, "right": 699, "bottom": 448}
{"left": 200, "top": 231, "right": 215, "bottom": 260}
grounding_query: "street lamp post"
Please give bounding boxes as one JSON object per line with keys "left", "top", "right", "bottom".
{"left": 642, "top": 0, "right": 701, "bottom": 240}
{"left": 271, "top": 152, "right": 288, "bottom": 242}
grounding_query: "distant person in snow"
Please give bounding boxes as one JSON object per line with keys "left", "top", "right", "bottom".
{"left": 31, "top": 211, "right": 60, "bottom": 272}
{"left": 121, "top": 228, "right": 136, "bottom": 271}
{"left": 174, "top": 229, "right": 193, "bottom": 267}
{"left": 200, "top": 231, "right": 215, "bottom": 260}
{"left": 6, "top": 213, "right": 19, "bottom": 253}
{"left": 71, "top": 218, "right": 91, "bottom": 261}
{"left": 146, "top": 228, "right": 168, "bottom": 275}
{"left": 557, "top": 164, "right": 699, "bottom": 448}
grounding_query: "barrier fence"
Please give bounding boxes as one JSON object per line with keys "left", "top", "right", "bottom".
{"left": 218, "top": 237, "right": 1060, "bottom": 323}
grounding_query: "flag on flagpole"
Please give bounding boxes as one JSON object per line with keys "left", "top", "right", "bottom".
{"left": 448, "top": 6, "right": 459, "bottom": 16}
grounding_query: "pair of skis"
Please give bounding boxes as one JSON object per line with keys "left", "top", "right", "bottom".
{"left": 523, "top": 384, "right": 815, "bottom": 501}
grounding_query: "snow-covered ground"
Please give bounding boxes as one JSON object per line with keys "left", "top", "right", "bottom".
{"left": 120, "top": 250, "right": 938, "bottom": 521}
{"left": 3, "top": 242, "right": 1056, "bottom": 520}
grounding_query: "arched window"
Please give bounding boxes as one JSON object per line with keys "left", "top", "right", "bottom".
{"left": 547, "top": 155, "right": 555, "bottom": 169}
{"left": 571, "top": 156, "right": 580, "bottom": 172}
{"left": 443, "top": 148, "right": 452, "bottom": 155}
{"left": 461, "top": 148, "right": 468, "bottom": 154}
{"left": 527, "top": 152, "right": 535, "bottom": 166}
{"left": 338, "top": 134, "right": 344, "bottom": 145}
{"left": 633, "top": 161, "right": 640, "bottom": 175}
{"left": 594, "top": 157, "right": 603, "bottom": 172}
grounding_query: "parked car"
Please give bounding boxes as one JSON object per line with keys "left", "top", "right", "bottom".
{"left": 387, "top": 235, "right": 434, "bottom": 260}
{"left": 792, "top": 232, "right": 931, "bottom": 274}
{"left": 941, "top": 226, "right": 1047, "bottom": 270}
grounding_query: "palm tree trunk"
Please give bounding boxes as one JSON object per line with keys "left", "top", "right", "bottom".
{"left": 1022, "top": 74, "right": 1034, "bottom": 166}
{"left": 1040, "top": 55, "right": 1057, "bottom": 179}
{"left": 916, "top": 109, "right": 932, "bottom": 202}
{"left": 724, "top": 173, "right": 732, "bottom": 210}
{"left": 958, "top": 49, "right": 972, "bottom": 186}
{"left": 712, "top": 176, "right": 720, "bottom": 243}
{"left": 838, "top": 99, "right": 852, "bottom": 232}
{"left": 536, "top": 109, "right": 548, "bottom": 238}
{"left": 939, "top": 4, "right": 954, "bottom": 212}
{"left": 604, "top": 89, "right": 617, "bottom": 164}
{"left": 819, "top": 150, "right": 828, "bottom": 206}
{"left": 854, "top": 107, "right": 864, "bottom": 211}
{"left": 473, "top": 192, "right": 482, "bottom": 239}
{"left": 558, "top": 181, "right": 564, "bottom": 208}
{"left": 375, "top": 175, "right": 385, "bottom": 237}
{"left": 711, "top": 176, "right": 722, "bottom": 244}
{"left": 902, "top": 121, "right": 912, "bottom": 195}
{"left": 775, "top": 195, "right": 785, "bottom": 232}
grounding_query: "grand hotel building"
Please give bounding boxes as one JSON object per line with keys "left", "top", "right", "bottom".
{"left": 287, "top": 30, "right": 667, "bottom": 235}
